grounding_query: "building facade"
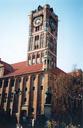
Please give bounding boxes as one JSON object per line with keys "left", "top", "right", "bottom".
{"left": 0, "top": 5, "right": 65, "bottom": 123}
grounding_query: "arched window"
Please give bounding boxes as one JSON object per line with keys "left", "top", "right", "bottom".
{"left": 28, "top": 55, "right": 31, "bottom": 65}
{"left": 10, "top": 79, "right": 14, "bottom": 87}
{"left": 4, "top": 79, "right": 8, "bottom": 87}
{"left": 41, "top": 52, "right": 44, "bottom": 57}
{"left": 47, "top": 59, "right": 49, "bottom": 65}
{"left": 32, "top": 54, "right": 35, "bottom": 59}
{"left": 37, "top": 53, "right": 40, "bottom": 58}
{"left": 44, "top": 60, "right": 46, "bottom": 64}
{"left": 31, "top": 75, "right": 35, "bottom": 91}
{"left": 32, "top": 54, "right": 35, "bottom": 64}
{"left": 35, "top": 35, "right": 39, "bottom": 41}
{"left": 37, "top": 53, "right": 40, "bottom": 64}
{"left": 15, "top": 78, "right": 21, "bottom": 95}
{"left": 23, "top": 76, "right": 28, "bottom": 92}
{"left": 39, "top": 74, "right": 44, "bottom": 90}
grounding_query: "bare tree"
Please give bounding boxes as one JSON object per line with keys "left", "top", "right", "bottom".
{"left": 53, "top": 69, "right": 83, "bottom": 125}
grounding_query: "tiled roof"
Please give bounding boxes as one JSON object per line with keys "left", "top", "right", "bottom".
{"left": 0, "top": 60, "right": 13, "bottom": 71}
{"left": 1, "top": 61, "right": 43, "bottom": 78}
{"left": 50, "top": 68, "right": 66, "bottom": 76}
{"left": 0, "top": 60, "right": 66, "bottom": 78}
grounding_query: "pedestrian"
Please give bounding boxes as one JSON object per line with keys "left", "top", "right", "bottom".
{"left": 16, "top": 124, "right": 23, "bottom": 128}
{"left": 16, "top": 123, "right": 20, "bottom": 128}
{"left": 32, "top": 118, "right": 35, "bottom": 127}
{"left": 20, "top": 125, "right": 23, "bottom": 128}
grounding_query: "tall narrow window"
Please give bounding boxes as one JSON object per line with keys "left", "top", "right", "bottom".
{"left": 35, "top": 26, "right": 39, "bottom": 32}
{"left": 34, "top": 35, "right": 39, "bottom": 49}
{"left": 28, "top": 55, "right": 31, "bottom": 65}
{"left": 29, "top": 37, "right": 33, "bottom": 51}
{"left": 28, "top": 55, "right": 31, "bottom": 60}
{"left": 10, "top": 79, "right": 14, "bottom": 87}
{"left": 4, "top": 79, "right": 8, "bottom": 87}
{"left": 32, "top": 54, "right": 35, "bottom": 64}
{"left": 40, "top": 33, "right": 44, "bottom": 48}
{"left": 37, "top": 53, "right": 40, "bottom": 64}
{"left": 32, "top": 54, "right": 35, "bottom": 59}
{"left": 35, "top": 35, "right": 39, "bottom": 41}
{"left": 37, "top": 53, "right": 40, "bottom": 58}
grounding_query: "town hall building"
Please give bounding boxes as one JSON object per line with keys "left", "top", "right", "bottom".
{"left": 0, "top": 4, "right": 65, "bottom": 123}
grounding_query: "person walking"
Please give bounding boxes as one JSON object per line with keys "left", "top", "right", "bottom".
{"left": 32, "top": 118, "right": 35, "bottom": 128}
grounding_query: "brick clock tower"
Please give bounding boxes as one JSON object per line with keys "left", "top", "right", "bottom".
{"left": 27, "top": 4, "right": 58, "bottom": 70}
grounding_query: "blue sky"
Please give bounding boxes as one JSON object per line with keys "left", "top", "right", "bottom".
{"left": 0, "top": 0, "right": 83, "bottom": 72}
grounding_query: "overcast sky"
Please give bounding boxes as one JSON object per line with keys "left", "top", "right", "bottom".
{"left": 0, "top": 0, "right": 83, "bottom": 72}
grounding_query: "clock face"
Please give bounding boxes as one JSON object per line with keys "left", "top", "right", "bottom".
{"left": 33, "top": 16, "right": 42, "bottom": 27}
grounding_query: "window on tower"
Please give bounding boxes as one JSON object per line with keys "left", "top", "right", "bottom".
{"left": 37, "top": 53, "right": 40, "bottom": 64}
{"left": 35, "top": 25, "right": 42, "bottom": 32}
{"left": 32, "top": 54, "right": 35, "bottom": 59}
{"left": 35, "top": 35, "right": 39, "bottom": 41}
{"left": 44, "top": 60, "right": 46, "bottom": 64}
{"left": 41, "top": 52, "right": 44, "bottom": 62}
{"left": 41, "top": 52, "right": 44, "bottom": 57}
{"left": 32, "top": 54, "right": 35, "bottom": 64}
{"left": 34, "top": 35, "right": 39, "bottom": 49}
{"left": 37, "top": 53, "right": 40, "bottom": 58}
{"left": 40, "top": 33, "right": 44, "bottom": 48}
{"left": 34, "top": 46, "right": 36, "bottom": 49}
{"left": 35, "top": 26, "right": 39, "bottom": 31}
{"left": 28, "top": 55, "right": 31, "bottom": 65}
{"left": 47, "top": 59, "right": 49, "bottom": 65}
{"left": 28, "top": 55, "right": 31, "bottom": 60}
